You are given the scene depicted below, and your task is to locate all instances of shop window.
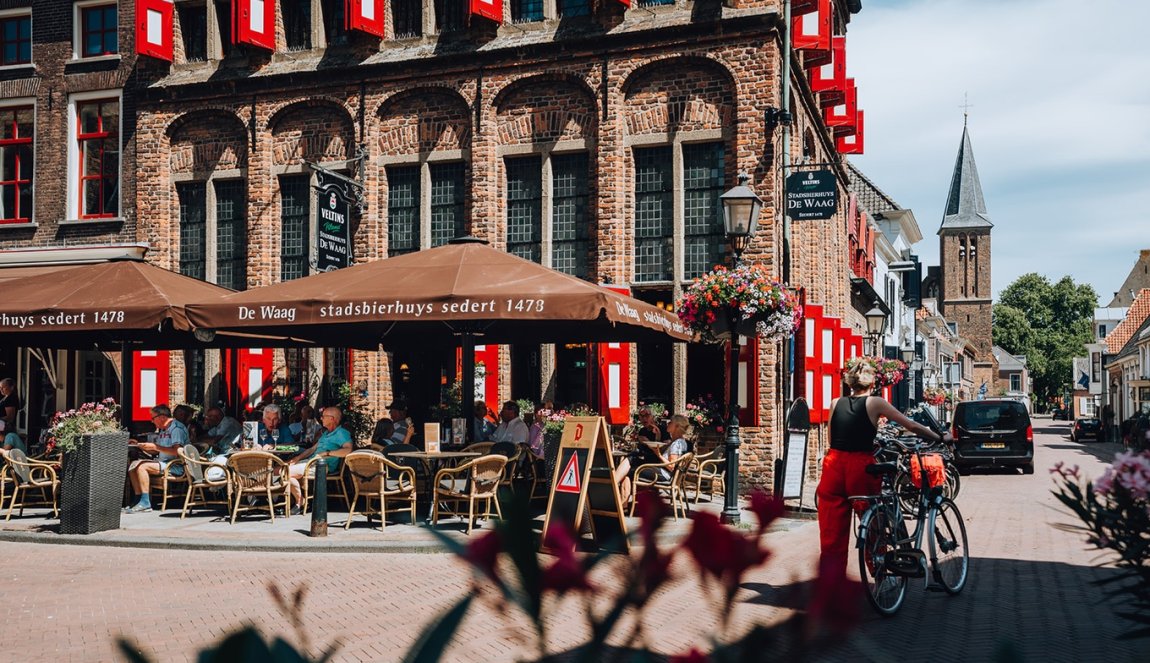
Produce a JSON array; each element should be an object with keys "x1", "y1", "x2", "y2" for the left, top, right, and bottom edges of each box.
[
  {"x1": 322, "y1": 0, "x2": 349, "y2": 46},
  {"x1": 633, "y1": 146, "x2": 673, "y2": 282},
  {"x1": 387, "y1": 165, "x2": 420, "y2": 257},
  {"x1": 551, "y1": 153, "x2": 590, "y2": 279},
  {"x1": 682, "y1": 142, "x2": 725, "y2": 279},
  {"x1": 285, "y1": 347, "x2": 309, "y2": 397},
  {"x1": 506, "y1": 155, "x2": 542, "y2": 263},
  {"x1": 280, "y1": 175, "x2": 311, "y2": 281},
  {"x1": 0, "y1": 11, "x2": 31, "y2": 66},
  {"x1": 392, "y1": 0, "x2": 422, "y2": 38},
  {"x1": 283, "y1": 0, "x2": 312, "y2": 51},
  {"x1": 557, "y1": 0, "x2": 589, "y2": 18},
  {"x1": 434, "y1": 0, "x2": 466, "y2": 32},
  {"x1": 76, "y1": 2, "x2": 118, "y2": 58},
  {"x1": 215, "y1": 179, "x2": 248, "y2": 291},
  {"x1": 430, "y1": 162, "x2": 465, "y2": 246},
  {"x1": 511, "y1": 0, "x2": 543, "y2": 23},
  {"x1": 76, "y1": 98, "x2": 120, "y2": 219},
  {"x1": 177, "y1": 181, "x2": 207, "y2": 279},
  {"x1": 79, "y1": 351, "x2": 117, "y2": 404},
  {"x1": 178, "y1": 3, "x2": 208, "y2": 62},
  {"x1": 0, "y1": 105, "x2": 33, "y2": 224}
]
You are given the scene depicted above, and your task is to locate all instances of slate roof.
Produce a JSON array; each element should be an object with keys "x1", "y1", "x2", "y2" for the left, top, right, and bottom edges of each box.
[
  {"x1": 1107, "y1": 250, "x2": 1150, "y2": 307},
  {"x1": 992, "y1": 345, "x2": 1027, "y2": 371},
  {"x1": 1105, "y1": 288, "x2": 1150, "y2": 354},
  {"x1": 938, "y1": 124, "x2": 993, "y2": 233}
]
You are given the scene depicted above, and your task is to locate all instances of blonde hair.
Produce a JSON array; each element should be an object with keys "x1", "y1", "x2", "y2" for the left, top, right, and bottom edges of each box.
[
  {"x1": 844, "y1": 362, "x2": 877, "y2": 390},
  {"x1": 668, "y1": 414, "x2": 690, "y2": 431}
]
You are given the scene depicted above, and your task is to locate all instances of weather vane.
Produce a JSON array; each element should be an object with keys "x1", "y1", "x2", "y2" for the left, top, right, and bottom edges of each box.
[{"x1": 960, "y1": 93, "x2": 973, "y2": 125}]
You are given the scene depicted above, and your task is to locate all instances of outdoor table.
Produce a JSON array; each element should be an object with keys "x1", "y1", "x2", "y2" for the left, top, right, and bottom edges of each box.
[{"x1": 390, "y1": 451, "x2": 481, "y2": 522}]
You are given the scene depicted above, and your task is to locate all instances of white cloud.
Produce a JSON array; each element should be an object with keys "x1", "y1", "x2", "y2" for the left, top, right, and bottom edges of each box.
[{"x1": 846, "y1": 0, "x2": 1150, "y2": 302}]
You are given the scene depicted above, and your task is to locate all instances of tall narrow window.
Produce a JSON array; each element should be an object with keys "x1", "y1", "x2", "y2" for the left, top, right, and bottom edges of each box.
[
  {"x1": 285, "y1": 348, "x2": 309, "y2": 397},
  {"x1": 434, "y1": 0, "x2": 466, "y2": 32},
  {"x1": 551, "y1": 153, "x2": 589, "y2": 279},
  {"x1": 430, "y1": 163, "x2": 465, "y2": 247},
  {"x1": 177, "y1": 182, "x2": 207, "y2": 279},
  {"x1": 392, "y1": 0, "x2": 422, "y2": 38},
  {"x1": 215, "y1": 179, "x2": 247, "y2": 291},
  {"x1": 185, "y1": 349, "x2": 206, "y2": 405},
  {"x1": 214, "y1": 0, "x2": 236, "y2": 58},
  {"x1": 178, "y1": 3, "x2": 208, "y2": 62},
  {"x1": 511, "y1": 0, "x2": 544, "y2": 22},
  {"x1": 280, "y1": 175, "x2": 310, "y2": 281},
  {"x1": 322, "y1": 0, "x2": 349, "y2": 46},
  {"x1": 79, "y1": 3, "x2": 118, "y2": 57},
  {"x1": 633, "y1": 146, "x2": 673, "y2": 282},
  {"x1": 387, "y1": 166, "x2": 420, "y2": 257},
  {"x1": 76, "y1": 99, "x2": 119, "y2": 219},
  {"x1": 557, "y1": 0, "x2": 590, "y2": 17},
  {"x1": 0, "y1": 13, "x2": 32, "y2": 66},
  {"x1": 283, "y1": 0, "x2": 313, "y2": 51},
  {"x1": 682, "y1": 142, "x2": 725, "y2": 279},
  {"x1": 506, "y1": 156, "x2": 542, "y2": 263},
  {"x1": 0, "y1": 105, "x2": 33, "y2": 224}
]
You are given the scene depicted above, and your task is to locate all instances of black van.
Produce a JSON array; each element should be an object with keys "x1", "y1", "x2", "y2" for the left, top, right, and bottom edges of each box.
[{"x1": 951, "y1": 399, "x2": 1034, "y2": 474}]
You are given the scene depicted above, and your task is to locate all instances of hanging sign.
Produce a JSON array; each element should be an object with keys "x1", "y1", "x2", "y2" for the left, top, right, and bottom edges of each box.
[
  {"x1": 542, "y1": 416, "x2": 629, "y2": 554},
  {"x1": 315, "y1": 171, "x2": 352, "y2": 272},
  {"x1": 786, "y1": 169, "x2": 838, "y2": 220}
]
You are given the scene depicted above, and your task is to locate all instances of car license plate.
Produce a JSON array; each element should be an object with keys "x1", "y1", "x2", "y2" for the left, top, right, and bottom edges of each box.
[{"x1": 982, "y1": 442, "x2": 1006, "y2": 449}]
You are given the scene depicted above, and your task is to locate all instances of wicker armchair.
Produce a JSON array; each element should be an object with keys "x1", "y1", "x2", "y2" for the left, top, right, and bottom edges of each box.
[
  {"x1": 490, "y1": 441, "x2": 522, "y2": 493},
  {"x1": 432, "y1": 454, "x2": 508, "y2": 534},
  {"x1": 177, "y1": 445, "x2": 231, "y2": 519},
  {"x1": 226, "y1": 451, "x2": 291, "y2": 523},
  {"x1": 2, "y1": 449, "x2": 59, "y2": 520},
  {"x1": 629, "y1": 452, "x2": 695, "y2": 520},
  {"x1": 462, "y1": 442, "x2": 495, "y2": 456},
  {"x1": 143, "y1": 456, "x2": 189, "y2": 512},
  {"x1": 344, "y1": 451, "x2": 417, "y2": 529},
  {"x1": 301, "y1": 454, "x2": 348, "y2": 514},
  {"x1": 687, "y1": 447, "x2": 726, "y2": 504}
]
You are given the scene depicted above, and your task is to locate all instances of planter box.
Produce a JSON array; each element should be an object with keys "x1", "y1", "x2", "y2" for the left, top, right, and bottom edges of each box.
[{"x1": 59, "y1": 431, "x2": 130, "y2": 535}]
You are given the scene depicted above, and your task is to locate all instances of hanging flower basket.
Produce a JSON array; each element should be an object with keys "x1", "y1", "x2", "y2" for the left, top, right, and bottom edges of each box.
[
  {"x1": 923, "y1": 387, "x2": 948, "y2": 407},
  {"x1": 675, "y1": 265, "x2": 801, "y2": 343},
  {"x1": 843, "y1": 356, "x2": 908, "y2": 389}
]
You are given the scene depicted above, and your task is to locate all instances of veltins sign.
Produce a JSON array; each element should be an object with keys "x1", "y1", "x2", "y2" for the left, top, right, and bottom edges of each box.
[
  {"x1": 785, "y1": 169, "x2": 838, "y2": 220},
  {"x1": 315, "y1": 171, "x2": 352, "y2": 272}
]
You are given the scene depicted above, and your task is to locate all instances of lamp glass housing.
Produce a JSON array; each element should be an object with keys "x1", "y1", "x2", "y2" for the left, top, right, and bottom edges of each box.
[
  {"x1": 720, "y1": 174, "x2": 763, "y2": 243},
  {"x1": 865, "y1": 305, "x2": 887, "y2": 338}
]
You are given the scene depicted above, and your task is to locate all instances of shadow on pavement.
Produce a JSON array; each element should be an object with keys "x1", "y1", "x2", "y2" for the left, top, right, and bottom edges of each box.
[{"x1": 1045, "y1": 443, "x2": 1122, "y2": 464}]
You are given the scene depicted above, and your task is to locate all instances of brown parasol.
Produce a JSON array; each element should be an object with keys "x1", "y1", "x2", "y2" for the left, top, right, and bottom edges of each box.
[{"x1": 185, "y1": 238, "x2": 692, "y2": 346}]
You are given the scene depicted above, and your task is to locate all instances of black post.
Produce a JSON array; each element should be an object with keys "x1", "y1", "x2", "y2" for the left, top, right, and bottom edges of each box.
[
  {"x1": 309, "y1": 458, "x2": 328, "y2": 537},
  {"x1": 722, "y1": 314, "x2": 742, "y2": 525},
  {"x1": 461, "y1": 333, "x2": 477, "y2": 445},
  {"x1": 119, "y1": 343, "x2": 133, "y2": 429}
]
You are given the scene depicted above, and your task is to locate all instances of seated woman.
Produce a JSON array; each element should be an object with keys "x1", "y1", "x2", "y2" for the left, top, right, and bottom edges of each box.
[
  {"x1": 368, "y1": 418, "x2": 394, "y2": 451},
  {"x1": 634, "y1": 407, "x2": 669, "y2": 443},
  {"x1": 615, "y1": 414, "x2": 691, "y2": 499}
]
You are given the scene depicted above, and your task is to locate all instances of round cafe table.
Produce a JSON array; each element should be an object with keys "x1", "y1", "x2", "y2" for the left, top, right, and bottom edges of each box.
[{"x1": 389, "y1": 451, "x2": 481, "y2": 522}]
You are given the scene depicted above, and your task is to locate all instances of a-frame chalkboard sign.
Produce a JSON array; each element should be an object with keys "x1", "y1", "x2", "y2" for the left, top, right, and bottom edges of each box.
[{"x1": 541, "y1": 416, "x2": 629, "y2": 554}]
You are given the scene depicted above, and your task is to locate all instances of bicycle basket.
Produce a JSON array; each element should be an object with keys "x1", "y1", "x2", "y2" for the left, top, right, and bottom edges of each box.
[{"x1": 909, "y1": 453, "x2": 946, "y2": 489}]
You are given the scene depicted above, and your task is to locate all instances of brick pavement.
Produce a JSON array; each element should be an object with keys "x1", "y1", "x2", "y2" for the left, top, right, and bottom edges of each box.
[{"x1": 0, "y1": 417, "x2": 1143, "y2": 662}]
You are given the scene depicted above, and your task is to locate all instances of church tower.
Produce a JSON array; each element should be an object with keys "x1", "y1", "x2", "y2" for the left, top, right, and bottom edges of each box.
[{"x1": 938, "y1": 121, "x2": 996, "y2": 390}]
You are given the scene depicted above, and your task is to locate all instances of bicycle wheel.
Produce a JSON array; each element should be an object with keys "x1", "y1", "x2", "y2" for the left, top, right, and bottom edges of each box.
[
  {"x1": 931, "y1": 497, "x2": 969, "y2": 594},
  {"x1": 857, "y1": 506, "x2": 908, "y2": 615},
  {"x1": 944, "y1": 463, "x2": 961, "y2": 500},
  {"x1": 893, "y1": 471, "x2": 918, "y2": 515}
]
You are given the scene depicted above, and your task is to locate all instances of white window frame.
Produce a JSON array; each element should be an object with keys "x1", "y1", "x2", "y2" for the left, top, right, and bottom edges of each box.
[
  {"x1": 66, "y1": 89, "x2": 123, "y2": 223},
  {"x1": 0, "y1": 96, "x2": 36, "y2": 225},
  {"x1": 72, "y1": 0, "x2": 121, "y2": 62},
  {"x1": 0, "y1": 8, "x2": 32, "y2": 70}
]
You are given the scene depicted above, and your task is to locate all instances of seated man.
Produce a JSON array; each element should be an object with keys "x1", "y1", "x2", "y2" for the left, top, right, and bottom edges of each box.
[
  {"x1": 492, "y1": 400, "x2": 529, "y2": 446},
  {"x1": 473, "y1": 400, "x2": 496, "y2": 441},
  {"x1": 369, "y1": 417, "x2": 395, "y2": 450},
  {"x1": 288, "y1": 406, "x2": 354, "y2": 512},
  {"x1": 200, "y1": 406, "x2": 243, "y2": 455},
  {"x1": 124, "y1": 404, "x2": 189, "y2": 513},
  {"x1": 387, "y1": 401, "x2": 415, "y2": 446},
  {"x1": 257, "y1": 404, "x2": 295, "y2": 448}
]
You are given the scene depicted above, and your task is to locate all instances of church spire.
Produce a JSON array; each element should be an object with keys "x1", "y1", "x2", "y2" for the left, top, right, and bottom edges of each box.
[{"x1": 938, "y1": 123, "x2": 993, "y2": 234}]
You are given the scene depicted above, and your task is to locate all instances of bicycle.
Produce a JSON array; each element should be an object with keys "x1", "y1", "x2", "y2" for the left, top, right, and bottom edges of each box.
[{"x1": 851, "y1": 435, "x2": 970, "y2": 615}]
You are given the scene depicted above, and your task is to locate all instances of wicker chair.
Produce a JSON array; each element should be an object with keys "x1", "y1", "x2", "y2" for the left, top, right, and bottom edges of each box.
[
  {"x1": 490, "y1": 441, "x2": 521, "y2": 493},
  {"x1": 462, "y1": 442, "x2": 495, "y2": 456},
  {"x1": 177, "y1": 445, "x2": 231, "y2": 519},
  {"x1": 629, "y1": 452, "x2": 695, "y2": 520},
  {"x1": 687, "y1": 447, "x2": 726, "y2": 504},
  {"x1": 142, "y1": 455, "x2": 189, "y2": 512},
  {"x1": 3, "y1": 449, "x2": 59, "y2": 520},
  {"x1": 431, "y1": 454, "x2": 508, "y2": 534},
  {"x1": 301, "y1": 454, "x2": 348, "y2": 514},
  {"x1": 343, "y1": 451, "x2": 417, "y2": 529},
  {"x1": 226, "y1": 451, "x2": 291, "y2": 523}
]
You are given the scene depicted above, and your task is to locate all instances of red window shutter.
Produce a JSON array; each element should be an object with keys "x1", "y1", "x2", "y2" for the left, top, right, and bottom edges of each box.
[
  {"x1": 469, "y1": 0, "x2": 502, "y2": 23},
  {"x1": 737, "y1": 337, "x2": 759, "y2": 427},
  {"x1": 810, "y1": 36, "x2": 845, "y2": 99},
  {"x1": 132, "y1": 351, "x2": 170, "y2": 422},
  {"x1": 136, "y1": 0, "x2": 174, "y2": 61},
  {"x1": 792, "y1": 0, "x2": 819, "y2": 16},
  {"x1": 347, "y1": 0, "x2": 385, "y2": 37},
  {"x1": 238, "y1": 349, "x2": 275, "y2": 410},
  {"x1": 834, "y1": 324, "x2": 850, "y2": 399},
  {"x1": 823, "y1": 80, "x2": 857, "y2": 127},
  {"x1": 234, "y1": 0, "x2": 276, "y2": 50},
  {"x1": 806, "y1": 306, "x2": 824, "y2": 423},
  {"x1": 598, "y1": 285, "x2": 632, "y2": 425},
  {"x1": 820, "y1": 317, "x2": 838, "y2": 422},
  {"x1": 837, "y1": 110, "x2": 865, "y2": 154},
  {"x1": 474, "y1": 345, "x2": 501, "y2": 409},
  {"x1": 793, "y1": 0, "x2": 832, "y2": 54}
]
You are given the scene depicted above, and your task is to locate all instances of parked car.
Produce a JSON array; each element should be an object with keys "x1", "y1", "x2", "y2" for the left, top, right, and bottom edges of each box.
[
  {"x1": 951, "y1": 399, "x2": 1034, "y2": 475},
  {"x1": 1071, "y1": 418, "x2": 1101, "y2": 442}
]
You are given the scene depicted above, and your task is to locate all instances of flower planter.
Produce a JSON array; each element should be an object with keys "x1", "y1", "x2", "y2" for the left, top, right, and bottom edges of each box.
[
  {"x1": 708, "y1": 314, "x2": 759, "y2": 341},
  {"x1": 59, "y1": 431, "x2": 130, "y2": 535}
]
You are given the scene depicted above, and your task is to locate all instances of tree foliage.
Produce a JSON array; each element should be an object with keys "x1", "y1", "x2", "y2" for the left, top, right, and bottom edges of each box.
[{"x1": 993, "y1": 273, "x2": 1097, "y2": 403}]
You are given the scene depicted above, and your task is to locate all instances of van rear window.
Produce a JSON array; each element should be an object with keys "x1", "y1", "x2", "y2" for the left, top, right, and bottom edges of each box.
[{"x1": 957, "y1": 403, "x2": 1028, "y2": 430}]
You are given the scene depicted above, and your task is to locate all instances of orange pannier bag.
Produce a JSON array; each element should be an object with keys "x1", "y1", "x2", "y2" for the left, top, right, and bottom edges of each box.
[{"x1": 909, "y1": 453, "x2": 946, "y2": 488}]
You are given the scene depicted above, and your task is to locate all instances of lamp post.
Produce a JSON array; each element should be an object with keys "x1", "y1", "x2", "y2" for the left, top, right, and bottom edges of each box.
[
  {"x1": 718, "y1": 173, "x2": 762, "y2": 525},
  {"x1": 864, "y1": 302, "x2": 888, "y2": 356},
  {"x1": 901, "y1": 345, "x2": 917, "y2": 409}
]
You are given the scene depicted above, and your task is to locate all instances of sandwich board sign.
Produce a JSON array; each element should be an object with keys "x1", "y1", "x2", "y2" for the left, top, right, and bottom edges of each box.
[{"x1": 541, "y1": 416, "x2": 629, "y2": 554}]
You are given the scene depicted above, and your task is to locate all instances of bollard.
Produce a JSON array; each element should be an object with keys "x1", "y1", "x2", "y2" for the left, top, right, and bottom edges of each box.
[{"x1": 310, "y1": 456, "x2": 328, "y2": 537}]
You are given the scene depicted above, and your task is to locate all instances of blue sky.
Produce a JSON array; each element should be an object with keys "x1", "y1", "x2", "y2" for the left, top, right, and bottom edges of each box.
[{"x1": 845, "y1": 0, "x2": 1150, "y2": 305}]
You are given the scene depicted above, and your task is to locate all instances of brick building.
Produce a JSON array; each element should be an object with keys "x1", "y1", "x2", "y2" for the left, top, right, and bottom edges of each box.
[{"x1": 2, "y1": 0, "x2": 868, "y2": 490}]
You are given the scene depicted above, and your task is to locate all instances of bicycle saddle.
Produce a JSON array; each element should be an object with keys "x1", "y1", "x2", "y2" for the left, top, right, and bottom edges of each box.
[{"x1": 866, "y1": 462, "x2": 898, "y2": 476}]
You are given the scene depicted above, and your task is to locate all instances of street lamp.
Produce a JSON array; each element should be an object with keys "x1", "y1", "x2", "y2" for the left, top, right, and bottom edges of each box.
[
  {"x1": 864, "y1": 302, "x2": 887, "y2": 355},
  {"x1": 719, "y1": 173, "x2": 762, "y2": 525},
  {"x1": 900, "y1": 346, "x2": 916, "y2": 364}
]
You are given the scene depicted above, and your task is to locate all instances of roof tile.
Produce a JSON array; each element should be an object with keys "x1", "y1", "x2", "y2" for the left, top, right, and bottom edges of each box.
[{"x1": 1105, "y1": 288, "x2": 1150, "y2": 354}]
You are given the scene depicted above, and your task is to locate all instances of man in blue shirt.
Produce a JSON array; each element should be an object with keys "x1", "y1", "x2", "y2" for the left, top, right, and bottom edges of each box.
[
  {"x1": 257, "y1": 404, "x2": 295, "y2": 449},
  {"x1": 125, "y1": 404, "x2": 189, "y2": 512},
  {"x1": 288, "y1": 406, "x2": 353, "y2": 512}
]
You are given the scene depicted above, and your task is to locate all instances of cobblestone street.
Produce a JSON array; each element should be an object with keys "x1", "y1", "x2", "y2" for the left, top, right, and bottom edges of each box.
[{"x1": 0, "y1": 418, "x2": 1142, "y2": 662}]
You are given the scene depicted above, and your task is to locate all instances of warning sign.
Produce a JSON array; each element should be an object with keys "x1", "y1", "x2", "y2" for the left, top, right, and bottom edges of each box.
[{"x1": 556, "y1": 454, "x2": 581, "y2": 493}]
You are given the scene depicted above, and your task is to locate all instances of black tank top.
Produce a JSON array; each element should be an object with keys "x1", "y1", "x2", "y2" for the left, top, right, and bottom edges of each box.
[{"x1": 830, "y1": 395, "x2": 877, "y2": 452}]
